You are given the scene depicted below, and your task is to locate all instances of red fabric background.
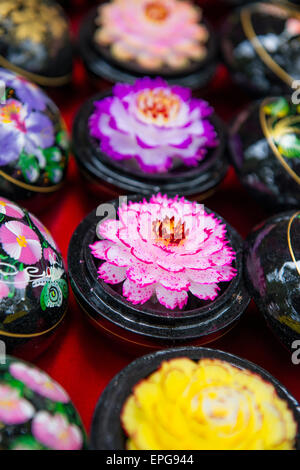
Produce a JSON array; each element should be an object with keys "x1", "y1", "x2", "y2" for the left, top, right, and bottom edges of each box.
[{"x1": 29, "y1": 0, "x2": 300, "y2": 434}]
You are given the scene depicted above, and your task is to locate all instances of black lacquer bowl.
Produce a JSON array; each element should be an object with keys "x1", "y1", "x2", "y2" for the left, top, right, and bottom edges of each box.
[
  {"x1": 72, "y1": 92, "x2": 228, "y2": 201},
  {"x1": 78, "y1": 5, "x2": 218, "y2": 90},
  {"x1": 244, "y1": 210, "x2": 300, "y2": 352},
  {"x1": 0, "y1": 198, "x2": 69, "y2": 360},
  {"x1": 90, "y1": 346, "x2": 300, "y2": 450},
  {"x1": 229, "y1": 96, "x2": 300, "y2": 211},
  {"x1": 222, "y1": 2, "x2": 300, "y2": 96},
  {"x1": 0, "y1": 0, "x2": 72, "y2": 87},
  {"x1": 68, "y1": 195, "x2": 250, "y2": 355}
]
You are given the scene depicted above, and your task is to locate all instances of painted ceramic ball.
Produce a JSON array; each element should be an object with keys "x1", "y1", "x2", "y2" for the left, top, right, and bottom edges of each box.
[
  {"x1": 222, "y1": 2, "x2": 300, "y2": 96},
  {"x1": 229, "y1": 96, "x2": 300, "y2": 211},
  {"x1": 0, "y1": 68, "x2": 69, "y2": 209},
  {"x1": 0, "y1": 0, "x2": 72, "y2": 87},
  {"x1": 244, "y1": 210, "x2": 300, "y2": 352},
  {"x1": 79, "y1": 0, "x2": 218, "y2": 89},
  {"x1": 0, "y1": 198, "x2": 68, "y2": 359},
  {"x1": 0, "y1": 356, "x2": 87, "y2": 450}
]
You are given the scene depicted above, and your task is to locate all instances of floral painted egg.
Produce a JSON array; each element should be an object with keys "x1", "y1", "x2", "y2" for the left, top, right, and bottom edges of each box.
[
  {"x1": 222, "y1": 2, "x2": 300, "y2": 96},
  {"x1": 0, "y1": 356, "x2": 87, "y2": 450},
  {"x1": 79, "y1": 0, "x2": 218, "y2": 89},
  {"x1": 244, "y1": 210, "x2": 300, "y2": 352},
  {"x1": 0, "y1": 0, "x2": 72, "y2": 87},
  {"x1": 0, "y1": 198, "x2": 68, "y2": 359},
  {"x1": 73, "y1": 77, "x2": 228, "y2": 200},
  {"x1": 229, "y1": 96, "x2": 300, "y2": 210},
  {"x1": 0, "y1": 68, "x2": 69, "y2": 208},
  {"x1": 91, "y1": 347, "x2": 300, "y2": 450},
  {"x1": 68, "y1": 194, "x2": 250, "y2": 353}
]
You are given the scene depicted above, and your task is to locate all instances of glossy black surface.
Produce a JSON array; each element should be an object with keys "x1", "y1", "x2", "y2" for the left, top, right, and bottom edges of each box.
[
  {"x1": 222, "y1": 2, "x2": 300, "y2": 96},
  {"x1": 91, "y1": 346, "x2": 300, "y2": 450},
  {"x1": 78, "y1": 6, "x2": 218, "y2": 89},
  {"x1": 244, "y1": 210, "x2": 300, "y2": 352},
  {"x1": 68, "y1": 196, "x2": 250, "y2": 353},
  {"x1": 0, "y1": 0, "x2": 72, "y2": 86},
  {"x1": 72, "y1": 92, "x2": 229, "y2": 200},
  {"x1": 229, "y1": 97, "x2": 300, "y2": 210}
]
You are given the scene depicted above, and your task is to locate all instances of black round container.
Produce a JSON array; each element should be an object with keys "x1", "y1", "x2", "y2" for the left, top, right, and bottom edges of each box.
[
  {"x1": 222, "y1": 2, "x2": 300, "y2": 96},
  {"x1": 0, "y1": 198, "x2": 69, "y2": 360},
  {"x1": 78, "y1": 4, "x2": 218, "y2": 89},
  {"x1": 90, "y1": 346, "x2": 300, "y2": 450},
  {"x1": 0, "y1": 0, "x2": 72, "y2": 87},
  {"x1": 229, "y1": 96, "x2": 300, "y2": 211},
  {"x1": 72, "y1": 92, "x2": 228, "y2": 201},
  {"x1": 244, "y1": 210, "x2": 300, "y2": 352},
  {"x1": 68, "y1": 195, "x2": 250, "y2": 354}
]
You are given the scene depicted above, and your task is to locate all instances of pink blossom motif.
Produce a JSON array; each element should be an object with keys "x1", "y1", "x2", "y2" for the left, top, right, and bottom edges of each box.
[
  {"x1": 89, "y1": 77, "x2": 218, "y2": 173},
  {"x1": 44, "y1": 247, "x2": 57, "y2": 263},
  {"x1": 0, "y1": 384, "x2": 34, "y2": 425},
  {"x1": 32, "y1": 412, "x2": 83, "y2": 450},
  {"x1": 0, "y1": 198, "x2": 24, "y2": 219},
  {"x1": 90, "y1": 194, "x2": 237, "y2": 310},
  {"x1": 0, "y1": 280, "x2": 9, "y2": 299},
  {"x1": 94, "y1": 0, "x2": 209, "y2": 70},
  {"x1": 13, "y1": 270, "x2": 30, "y2": 290},
  {"x1": 30, "y1": 214, "x2": 57, "y2": 249},
  {"x1": 9, "y1": 362, "x2": 70, "y2": 403},
  {"x1": 286, "y1": 18, "x2": 300, "y2": 36},
  {"x1": 0, "y1": 220, "x2": 42, "y2": 265}
]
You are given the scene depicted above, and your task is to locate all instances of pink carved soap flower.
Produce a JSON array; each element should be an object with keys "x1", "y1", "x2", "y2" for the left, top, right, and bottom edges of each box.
[
  {"x1": 95, "y1": 0, "x2": 208, "y2": 70},
  {"x1": 89, "y1": 78, "x2": 218, "y2": 173},
  {"x1": 89, "y1": 194, "x2": 236, "y2": 310},
  {"x1": 0, "y1": 220, "x2": 42, "y2": 265},
  {"x1": 0, "y1": 384, "x2": 34, "y2": 425},
  {"x1": 9, "y1": 362, "x2": 70, "y2": 403},
  {"x1": 32, "y1": 412, "x2": 83, "y2": 450}
]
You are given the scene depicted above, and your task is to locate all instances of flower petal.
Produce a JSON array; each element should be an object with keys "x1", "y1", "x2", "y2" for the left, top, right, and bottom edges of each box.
[
  {"x1": 89, "y1": 240, "x2": 113, "y2": 260},
  {"x1": 189, "y1": 282, "x2": 219, "y2": 300},
  {"x1": 123, "y1": 279, "x2": 154, "y2": 305},
  {"x1": 126, "y1": 263, "x2": 157, "y2": 287},
  {"x1": 156, "y1": 284, "x2": 188, "y2": 310},
  {"x1": 97, "y1": 262, "x2": 127, "y2": 284}
]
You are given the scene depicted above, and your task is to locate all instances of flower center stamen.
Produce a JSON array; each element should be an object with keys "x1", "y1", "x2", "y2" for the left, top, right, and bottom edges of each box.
[
  {"x1": 16, "y1": 235, "x2": 27, "y2": 248},
  {"x1": 136, "y1": 89, "x2": 180, "y2": 125},
  {"x1": 0, "y1": 101, "x2": 26, "y2": 132},
  {"x1": 153, "y1": 216, "x2": 188, "y2": 246},
  {"x1": 145, "y1": 1, "x2": 169, "y2": 22}
]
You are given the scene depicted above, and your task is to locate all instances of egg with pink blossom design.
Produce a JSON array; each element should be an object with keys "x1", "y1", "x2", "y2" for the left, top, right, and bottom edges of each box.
[
  {"x1": 0, "y1": 197, "x2": 68, "y2": 359},
  {"x1": 0, "y1": 357, "x2": 87, "y2": 450}
]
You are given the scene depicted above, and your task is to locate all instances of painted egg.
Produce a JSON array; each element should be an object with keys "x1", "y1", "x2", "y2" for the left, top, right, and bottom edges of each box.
[
  {"x1": 78, "y1": 0, "x2": 218, "y2": 89},
  {"x1": 229, "y1": 96, "x2": 300, "y2": 211},
  {"x1": 0, "y1": 198, "x2": 68, "y2": 359},
  {"x1": 0, "y1": 0, "x2": 72, "y2": 87},
  {"x1": 0, "y1": 68, "x2": 69, "y2": 208},
  {"x1": 244, "y1": 211, "x2": 300, "y2": 352},
  {"x1": 222, "y1": 2, "x2": 300, "y2": 96},
  {"x1": 0, "y1": 356, "x2": 87, "y2": 450}
]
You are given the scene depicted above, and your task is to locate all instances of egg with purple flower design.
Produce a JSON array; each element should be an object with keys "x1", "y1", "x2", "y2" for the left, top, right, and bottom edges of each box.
[
  {"x1": 0, "y1": 68, "x2": 69, "y2": 208},
  {"x1": 0, "y1": 356, "x2": 87, "y2": 450},
  {"x1": 0, "y1": 197, "x2": 69, "y2": 359}
]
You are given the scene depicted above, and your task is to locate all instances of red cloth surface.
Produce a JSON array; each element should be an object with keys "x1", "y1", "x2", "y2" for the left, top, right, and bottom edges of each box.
[{"x1": 29, "y1": 1, "x2": 300, "y2": 434}]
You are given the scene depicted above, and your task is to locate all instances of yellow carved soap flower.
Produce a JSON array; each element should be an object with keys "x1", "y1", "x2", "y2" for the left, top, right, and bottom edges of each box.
[{"x1": 121, "y1": 358, "x2": 297, "y2": 450}]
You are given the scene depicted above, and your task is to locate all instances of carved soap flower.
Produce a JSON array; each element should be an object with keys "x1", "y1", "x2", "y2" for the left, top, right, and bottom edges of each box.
[
  {"x1": 89, "y1": 194, "x2": 236, "y2": 310},
  {"x1": 94, "y1": 0, "x2": 208, "y2": 70},
  {"x1": 121, "y1": 358, "x2": 298, "y2": 450},
  {"x1": 89, "y1": 78, "x2": 218, "y2": 173}
]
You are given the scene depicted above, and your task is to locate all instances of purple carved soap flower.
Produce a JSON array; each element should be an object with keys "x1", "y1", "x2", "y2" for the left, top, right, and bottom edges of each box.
[
  {"x1": 89, "y1": 77, "x2": 218, "y2": 173},
  {"x1": 89, "y1": 194, "x2": 236, "y2": 310}
]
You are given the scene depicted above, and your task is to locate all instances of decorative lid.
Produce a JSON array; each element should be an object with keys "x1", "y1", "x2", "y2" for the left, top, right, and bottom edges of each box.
[
  {"x1": 0, "y1": 0, "x2": 72, "y2": 86},
  {"x1": 0, "y1": 68, "x2": 69, "y2": 193},
  {"x1": 0, "y1": 197, "x2": 68, "y2": 339}
]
